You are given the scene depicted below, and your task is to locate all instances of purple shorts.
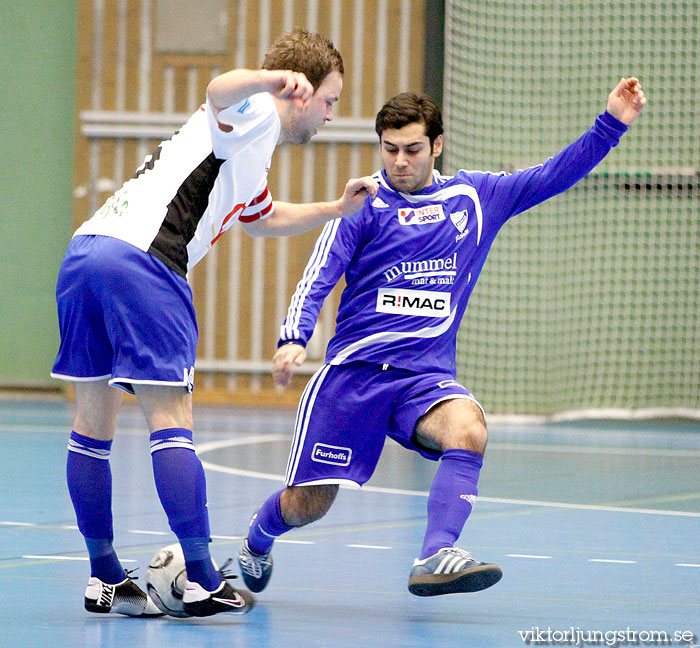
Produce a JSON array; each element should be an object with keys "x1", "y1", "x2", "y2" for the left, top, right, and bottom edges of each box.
[
  {"x1": 51, "y1": 235, "x2": 198, "y2": 394},
  {"x1": 284, "y1": 361, "x2": 483, "y2": 488}
]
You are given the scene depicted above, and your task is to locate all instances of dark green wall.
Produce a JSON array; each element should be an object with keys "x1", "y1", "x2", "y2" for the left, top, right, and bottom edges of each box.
[{"x1": 0, "y1": 4, "x2": 77, "y2": 386}]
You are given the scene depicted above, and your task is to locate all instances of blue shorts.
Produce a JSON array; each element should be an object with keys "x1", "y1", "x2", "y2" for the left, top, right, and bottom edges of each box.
[
  {"x1": 51, "y1": 235, "x2": 198, "y2": 394},
  {"x1": 284, "y1": 361, "x2": 483, "y2": 488}
]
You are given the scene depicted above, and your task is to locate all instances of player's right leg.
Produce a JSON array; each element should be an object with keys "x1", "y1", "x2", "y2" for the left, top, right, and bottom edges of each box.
[
  {"x1": 135, "y1": 385, "x2": 255, "y2": 617},
  {"x1": 240, "y1": 484, "x2": 338, "y2": 592},
  {"x1": 238, "y1": 362, "x2": 392, "y2": 593}
]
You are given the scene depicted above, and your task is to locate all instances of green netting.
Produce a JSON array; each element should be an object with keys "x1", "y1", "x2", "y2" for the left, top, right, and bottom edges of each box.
[{"x1": 444, "y1": 0, "x2": 699, "y2": 416}]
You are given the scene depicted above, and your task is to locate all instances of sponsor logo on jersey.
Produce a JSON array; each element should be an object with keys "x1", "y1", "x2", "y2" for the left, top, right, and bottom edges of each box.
[
  {"x1": 398, "y1": 204, "x2": 446, "y2": 226},
  {"x1": 376, "y1": 288, "x2": 450, "y2": 317},
  {"x1": 93, "y1": 189, "x2": 129, "y2": 220},
  {"x1": 382, "y1": 253, "x2": 457, "y2": 286},
  {"x1": 311, "y1": 443, "x2": 352, "y2": 466},
  {"x1": 437, "y1": 379, "x2": 460, "y2": 389}
]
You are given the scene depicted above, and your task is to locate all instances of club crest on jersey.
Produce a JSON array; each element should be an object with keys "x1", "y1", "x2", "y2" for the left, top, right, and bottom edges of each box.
[
  {"x1": 397, "y1": 204, "x2": 446, "y2": 226},
  {"x1": 450, "y1": 209, "x2": 468, "y2": 232},
  {"x1": 450, "y1": 209, "x2": 470, "y2": 242},
  {"x1": 377, "y1": 288, "x2": 450, "y2": 317}
]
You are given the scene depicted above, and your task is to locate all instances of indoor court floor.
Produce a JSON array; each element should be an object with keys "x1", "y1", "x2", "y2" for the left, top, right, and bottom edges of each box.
[{"x1": 1, "y1": 397, "x2": 698, "y2": 648}]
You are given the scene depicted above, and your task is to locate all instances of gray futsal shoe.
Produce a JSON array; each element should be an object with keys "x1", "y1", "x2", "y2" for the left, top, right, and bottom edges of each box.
[
  {"x1": 408, "y1": 547, "x2": 502, "y2": 597},
  {"x1": 238, "y1": 538, "x2": 274, "y2": 593},
  {"x1": 85, "y1": 571, "x2": 164, "y2": 616}
]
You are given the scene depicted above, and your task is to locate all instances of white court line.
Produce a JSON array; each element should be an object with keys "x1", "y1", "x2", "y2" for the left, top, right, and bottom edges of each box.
[
  {"x1": 487, "y1": 442, "x2": 700, "y2": 458},
  {"x1": 196, "y1": 436, "x2": 700, "y2": 519},
  {"x1": 506, "y1": 554, "x2": 552, "y2": 559},
  {"x1": 347, "y1": 544, "x2": 391, "y2": 550},
  {"x1": 589, "y1": 559, "x2": 637, "y2": 564},
  {"x1": 128, "y1": 529, "x2": 169, "y2": 536},
  {"x1": 1, "y1": 521, "x2": 37, "y2": 527},
  {"x1": 22, "y1": 555, "x2": 137, "y2": 562},
  {"x1": 277, "y1": 539, "x2": 315, "y2": 545},
  {"x1": 676, "y1": 563, "x2": 700, "y2": 568}
]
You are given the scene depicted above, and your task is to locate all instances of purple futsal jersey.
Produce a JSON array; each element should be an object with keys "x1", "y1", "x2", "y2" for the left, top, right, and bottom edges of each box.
[
  {"x1": 281, "y1": 112, "x2": 627, "y2": 486},
  {"x1": 282, "y1": 112, "x2": 627, "y2": 373}
]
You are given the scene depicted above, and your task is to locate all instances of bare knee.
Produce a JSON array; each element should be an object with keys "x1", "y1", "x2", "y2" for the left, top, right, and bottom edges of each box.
[
  {"x1": 414, "y1": 399, "x2": 488, "y2": 455},
  {"x1": 133, "y1": 384, "x2": 193, "y2": 433},
  {"x1": 72, "y1": 381, "x2": 122, "y2": 440},
  {"x1": 280, "y1": 484, "x2": 339, "y2": 527}
]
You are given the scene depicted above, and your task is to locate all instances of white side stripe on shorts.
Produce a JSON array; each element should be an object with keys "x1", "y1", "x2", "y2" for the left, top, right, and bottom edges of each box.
[{"x1": 284, "y1": 364, "x2": 332, "y2": 485}]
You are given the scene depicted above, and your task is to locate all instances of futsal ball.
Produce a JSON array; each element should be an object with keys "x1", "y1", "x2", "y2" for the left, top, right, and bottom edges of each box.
[{"x1": 146, "y1": 543, "x2": 190, "y2": 617}]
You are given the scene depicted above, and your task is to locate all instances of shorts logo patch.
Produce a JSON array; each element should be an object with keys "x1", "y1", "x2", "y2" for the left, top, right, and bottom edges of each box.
[
  {"x1": 398, "y1": 204, "x2": 445, "y2": 226},
  {"x1": 438, "y1": 379, "x2": 460, "y2": 389},
  {"x1": 311, "y1": 443, "x2": 352, "y2": 466}
]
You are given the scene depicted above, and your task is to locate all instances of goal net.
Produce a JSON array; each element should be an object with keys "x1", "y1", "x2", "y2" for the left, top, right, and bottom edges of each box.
[{"x1": 444, "y1": 0, "x2": 699, "y2": 418}]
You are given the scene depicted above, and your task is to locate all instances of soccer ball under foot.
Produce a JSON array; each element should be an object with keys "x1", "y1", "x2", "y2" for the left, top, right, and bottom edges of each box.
[{"x1": 146, "y1": 543, "x2": 189, "y2": 617}]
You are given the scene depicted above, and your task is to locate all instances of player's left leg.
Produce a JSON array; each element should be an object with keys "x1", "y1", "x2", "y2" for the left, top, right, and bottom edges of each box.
[
  {"x1": 69, "y1": 380, "x2": 163, "y2": 616},
  {"x1": 69, "y1": 380, "x2": 125, "y2": 587},
  {"x1": 406, "y1": 397, "x2": 502, "y2": 596},
  {"x1": 413, "y1": 398, "x2": 487, "y2": 557},
  {"x1": 135, "y1": 384, "x2": 254, "y2": 616}
]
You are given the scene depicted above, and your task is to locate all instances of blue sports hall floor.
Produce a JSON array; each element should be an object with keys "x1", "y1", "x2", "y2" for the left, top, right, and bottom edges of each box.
[{"x1": 1, "y1": 397, "x2": 698, "y2": 648}]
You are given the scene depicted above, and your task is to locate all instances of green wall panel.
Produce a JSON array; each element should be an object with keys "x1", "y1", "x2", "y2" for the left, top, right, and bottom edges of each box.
[{"x1": 0, "y1": 3, "x2": 77, "y2": 386}]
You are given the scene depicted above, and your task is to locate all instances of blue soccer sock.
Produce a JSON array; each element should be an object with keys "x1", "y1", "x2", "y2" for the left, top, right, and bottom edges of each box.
[
  {"x1": 419, "y1": 448, "x2": 483, "y2": 560},
  {"x1": 150, "y1": 428, "x2": 220, "y2": 591},
  {"x1": 67, "y1": 431, "x2": 124, "y2": 584},
  {"x1": 247, "y1": 489, "x2": 294, "y2": 555}
]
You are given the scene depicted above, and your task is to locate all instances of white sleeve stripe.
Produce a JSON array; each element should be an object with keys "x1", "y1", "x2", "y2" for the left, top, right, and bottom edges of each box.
[
  {"x1": 281, "y1": 219, "x2": 342, "y2": 341},
  {"x1": 281, "y1": 219, "x2": 339, "y2": 340}
]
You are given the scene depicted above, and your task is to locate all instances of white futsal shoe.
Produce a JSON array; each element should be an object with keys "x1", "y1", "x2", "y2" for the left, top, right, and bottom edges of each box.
[{"x1": 85, "y1": 571, "x2": 164, "y2": 616}]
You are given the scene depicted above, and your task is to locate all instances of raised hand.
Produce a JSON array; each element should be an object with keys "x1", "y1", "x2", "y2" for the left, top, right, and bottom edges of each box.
[
  {"x1": 268, "y1": 70, "x2": 314, "y2": 103},
  {"x1": 607, "y1": 77, "x2": 647, "y2": 125}
]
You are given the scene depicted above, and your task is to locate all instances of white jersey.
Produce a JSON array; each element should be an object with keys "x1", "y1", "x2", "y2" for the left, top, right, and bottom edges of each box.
[{"x1": 75, "y1": 92, "x2": 280, "y2": 277}]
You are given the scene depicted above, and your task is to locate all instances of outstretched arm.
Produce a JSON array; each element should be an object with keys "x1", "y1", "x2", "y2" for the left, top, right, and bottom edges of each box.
[
  {"x1": 242, "y1": 176, "x2": 378, "y2": 237},
  {"x1": 606, "y1": 77, "x2": 647, "y2": 125},
  {"x1": 479, "y1": 76, "x2": 646, "y2": 224}
]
